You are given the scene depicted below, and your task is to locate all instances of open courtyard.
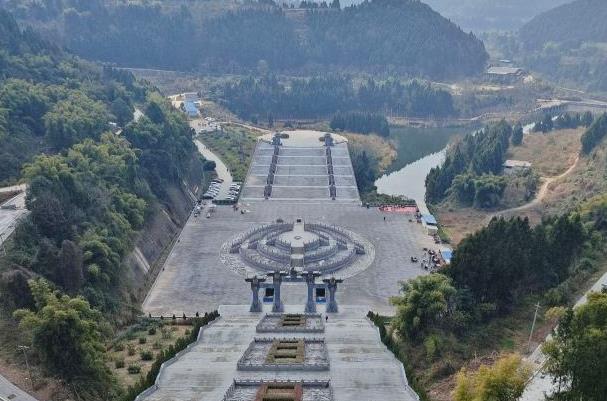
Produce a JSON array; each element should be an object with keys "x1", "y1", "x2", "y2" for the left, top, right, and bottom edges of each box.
[{"x1": 139, "y1": 130, "x2": 436, "y2": 401}]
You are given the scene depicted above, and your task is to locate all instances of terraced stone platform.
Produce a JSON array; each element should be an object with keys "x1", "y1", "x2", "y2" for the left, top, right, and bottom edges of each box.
[
  {"x1": 240, "y1": 131, "x2": 359, "y2": 203},
  {"x1": 136, "y1": 306, "x2": 419, "y2": 401}
]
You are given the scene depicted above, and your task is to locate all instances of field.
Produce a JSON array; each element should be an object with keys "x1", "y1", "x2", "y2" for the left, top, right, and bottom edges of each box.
[
  {"x1": 344, "y1": 132, "x2": 396, "y2": 172},
  {"x1": 507, "y1": 128, "x2": 583, "y2": 176},
  {"x1": 434, "y1": 128, "x2": 583, "y2": 244},
  {"x1": 197, "y1": 124, "x2": 262, "y2": 182},
  {"x1": 108, "y1": 320, "x2": 192, "y2": 388}
]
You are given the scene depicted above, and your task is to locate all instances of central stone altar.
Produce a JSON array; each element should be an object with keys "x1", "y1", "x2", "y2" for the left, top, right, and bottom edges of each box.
[{"x1": 221, "y1": 219, "x2": 375, "y2": 279}]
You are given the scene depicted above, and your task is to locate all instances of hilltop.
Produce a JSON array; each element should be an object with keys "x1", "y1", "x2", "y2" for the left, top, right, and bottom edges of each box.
[
  {"x1": 1, "y1": 0, "x2": 488, "y2": 79},
  {"x1": 520, "y1": 0, "x2": 607, "y2": 50}
]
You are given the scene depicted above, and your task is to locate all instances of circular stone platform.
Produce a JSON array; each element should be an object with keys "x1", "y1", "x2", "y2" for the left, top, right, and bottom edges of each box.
[{"x1": 220, "y1": 219, "x2": 375, "y2": 279}]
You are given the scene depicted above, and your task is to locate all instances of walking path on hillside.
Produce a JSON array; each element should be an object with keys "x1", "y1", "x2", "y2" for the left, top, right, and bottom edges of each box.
[{"x1": 484, "y1": 156, "x2": 579, "y2": 223}]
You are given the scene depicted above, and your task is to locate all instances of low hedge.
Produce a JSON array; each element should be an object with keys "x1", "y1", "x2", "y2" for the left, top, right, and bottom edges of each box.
[{"x1": 121, "y1": 311, "x2": 220, "y2": 401}]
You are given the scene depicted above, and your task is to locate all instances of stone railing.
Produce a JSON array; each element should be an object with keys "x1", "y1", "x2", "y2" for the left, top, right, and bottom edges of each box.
[
  {"x1": 222, "y1": 380, "x2": 332, "y2": 401},
  {"x1": 306, "y1": 247, "x2": 356, "y2": 273},
  {"x1": 304, "y1": 241, "x2": 338, "y2": 263},
  {"x1": 303, "y1": 237, "x2": 321, "y2": 252},
  {"x1": 240, "y1": 249, "x2": 286, "y2": 271},
  {"x1": 256, "y1": 313, "x2": 324, "y2": 333},
  {"x1": 236, "y1": 337, "x2": 329, "y2": 372},
  {"x1": 230, "y1": 223, "x2": 294, "y2": 251},
  {"x1": 257, "y1": 241, "x2": 291, "y2": 263}
]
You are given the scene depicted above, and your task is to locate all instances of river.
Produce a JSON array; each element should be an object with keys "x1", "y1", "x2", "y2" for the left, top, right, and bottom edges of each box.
[{"x1": 374, "y1": 126, "x2": 467, "y2": 214}]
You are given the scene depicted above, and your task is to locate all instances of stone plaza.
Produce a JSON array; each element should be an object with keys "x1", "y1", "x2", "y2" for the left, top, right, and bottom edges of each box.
[{"x1": 139, "y1": 130, "x2": 436, "y2": 400}]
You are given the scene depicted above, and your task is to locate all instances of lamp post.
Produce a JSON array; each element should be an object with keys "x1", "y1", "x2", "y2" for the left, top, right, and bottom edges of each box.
[{"x1": 17, "y1": 345, "x2": 34, "y2": 390}]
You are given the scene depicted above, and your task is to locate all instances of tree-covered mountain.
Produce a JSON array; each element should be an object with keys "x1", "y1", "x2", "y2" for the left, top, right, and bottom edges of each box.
[
  {"x1": 338, "y1": 0, "x2": 570, "y2": 32},
  {"x1": 519, "y1": 0, "x2": 607, "y2": 51},
  {"x1": 0, "y1": 8, "x2": 206, "y2": 395},
  {"x1": 1, "y1": 0, "x2": 488, "y2": 79},
  {"x1": 516, "y1": 0, "x2": 607, "y2": 92}
]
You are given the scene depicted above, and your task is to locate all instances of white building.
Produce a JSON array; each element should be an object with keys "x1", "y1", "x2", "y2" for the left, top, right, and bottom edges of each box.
[{"x1": 503, "y1": 160, "x2": 532, "y2": 175}]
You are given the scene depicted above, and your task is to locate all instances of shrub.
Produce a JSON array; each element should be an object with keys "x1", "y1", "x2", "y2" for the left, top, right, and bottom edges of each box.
[
  {"x1": 127, "y1": 344, "x2": 136, "y2": 356},
  {"x1": 127, "y1": 365, "x2": 141, "y2": 374},
  {"x1": 140, "y1": 351, "x2": 154, "y2": 361},
  {"x1": 161, "y1": 327, "x2": 172, "y2": 340},
  {"x1": 152, "y1": 341, "x2": 162, "y2": 350},
  {"x1": 115, "y1": 359, "x2": 125, "y2": 369},
  {"x1": 121, "y1": 311, "x2": 220, "y2": 401},
  {"x1": 138, "y1": 337, "x2": 147, "y2": 344},
  {"x1": 114, "y1": 343, "x2": 125, "y2": 352},
  {"x1": 147, "y1": 327, "x2": 156, "y2": 336}
]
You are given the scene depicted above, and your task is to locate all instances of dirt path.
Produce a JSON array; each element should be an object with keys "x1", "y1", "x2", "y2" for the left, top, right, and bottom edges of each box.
[{"x1": 484, "y1": 156, "x2": 580, "y2": 223}]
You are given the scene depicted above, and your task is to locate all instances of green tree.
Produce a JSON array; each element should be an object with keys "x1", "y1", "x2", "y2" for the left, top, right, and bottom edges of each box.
[
  {"x1": 542, "y1": 292, "x2": 607, "y2": 401},
  {"x1": 581, "y1": 113, "x2": 607, "y2": 154},
  {"x1": 391, "y1": 274, "x2": 456, "y2": 339},
  {"x1": 13, "y1": 279, "x2": 115, "y2": 396},
  {"x1": 511, "y1": 123, "x2": 523, "y2": 146},
  {"x1": 453, "y1": 354, "x2": 531, "y2": 401},
  {"x1": 110, "y1": 97, "x2": 133, "y2": 127},
  {"x1": 44, "y1": 92, "x2": 110, "y2": 149}
]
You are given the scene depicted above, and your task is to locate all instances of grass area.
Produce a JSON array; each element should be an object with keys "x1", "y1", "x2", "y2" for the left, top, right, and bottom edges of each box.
[
  {"x1": 197, "y1": 124, "x2": 261, "y2": 182},
  {"x1": 507, "y1": 128, "x2": 583, "y2": 177},
  {"x1": 0, "y1": 190, "x2": 21, "y2": 204},
  {"x1": 543, "y1": 135, "x2": 607, "y2": 216},
  {"x1": 343, "y1": 132, "x2": 396, "y2": 173},
  {"x1": 108, "y1": 319, "x2": 192, "y2": 388}
]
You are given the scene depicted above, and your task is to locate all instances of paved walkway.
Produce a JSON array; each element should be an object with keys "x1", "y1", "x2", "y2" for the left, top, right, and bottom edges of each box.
[
  {"x1": 193, "y1": 138, "x2": 234, "y2": 201},
  {"x1": 0, "y1": 190, "x2": 28, "y2": 247},
  {"x1": 0, "y1": 374, "x2": 38, "y2": 401},
  {"x1": 138, "y1": 305, "x2": 418, "y2": 401}
]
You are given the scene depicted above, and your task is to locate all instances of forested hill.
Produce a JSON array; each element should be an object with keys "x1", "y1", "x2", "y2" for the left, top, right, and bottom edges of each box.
[
  {"x1": 0, "y1": 7, "x2": 201, "y2": 316},
  {"x1": 2, "y1": 0, "x2": 488, "y2": 79},
  {"x1": 519, "y1": 0, "x2": 607, "y2": 50}
]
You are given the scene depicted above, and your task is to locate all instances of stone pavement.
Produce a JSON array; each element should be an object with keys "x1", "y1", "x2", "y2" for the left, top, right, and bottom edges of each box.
[
  {"x1": 0, "y1": 191, "x2": 28, "y2": 247},
  {"x1": 143, "y1": 130, "x2": 437, "y2": 316},
  {"x1": 240, "y1": 131, "x2": 359, "y2": 203},
  {"x1": 0, "y1": 374, "x2": 38, "y2": 401},
  {"x1": 142, "y1": 202, "x2": 436, "y2": 316},
  {"x1": 137, "y1": 305, "x2": 419, "y2": 401}
]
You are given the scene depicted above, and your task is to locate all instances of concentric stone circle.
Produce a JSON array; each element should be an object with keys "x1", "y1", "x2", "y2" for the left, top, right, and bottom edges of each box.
[{"x1": 220, "y1": 220, "x2": 375, "y2": 279}]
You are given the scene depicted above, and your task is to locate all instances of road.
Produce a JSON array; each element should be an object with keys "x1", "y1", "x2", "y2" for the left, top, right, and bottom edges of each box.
[
  {"x1": 190, "y1": 118, "x2": 236, "y2": 201},
  {"x1": 0, "y1": 190, "x2": 28, "y2": 248},
  {"x1": 0, "y1": 374, "x2": 38, "y2": 401},
  {"x1": 521, "y1": 270, "x2": 607, "y2": 401}
]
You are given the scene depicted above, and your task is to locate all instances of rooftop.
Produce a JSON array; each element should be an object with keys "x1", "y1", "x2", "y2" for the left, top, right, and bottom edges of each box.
[
  {"x1": 487, "y1": 66, "x2": 523, "y2": 76},
  {"x1": 504, "y1": 159, "x2": 532, "y2": 169}
]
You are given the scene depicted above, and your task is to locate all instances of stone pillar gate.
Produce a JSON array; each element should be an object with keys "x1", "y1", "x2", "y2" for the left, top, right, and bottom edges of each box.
[{"x1": 246, "y1": 275, "x2": 266, "y2": 312}]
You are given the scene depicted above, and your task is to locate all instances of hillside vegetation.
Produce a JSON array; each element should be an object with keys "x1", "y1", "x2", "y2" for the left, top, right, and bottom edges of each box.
[
  {"x1": 516, "y1": 0, "x2": 607, "y2": 91},
  {"x1": 2, "y1": 0, "x2": 488, "y2": 79},
  {"x1": 520, "y1": 0, "x2": 607, "y2": 50},
  {"x1": 0, "y1": 9, "x2": 204, "y2": 399}
]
